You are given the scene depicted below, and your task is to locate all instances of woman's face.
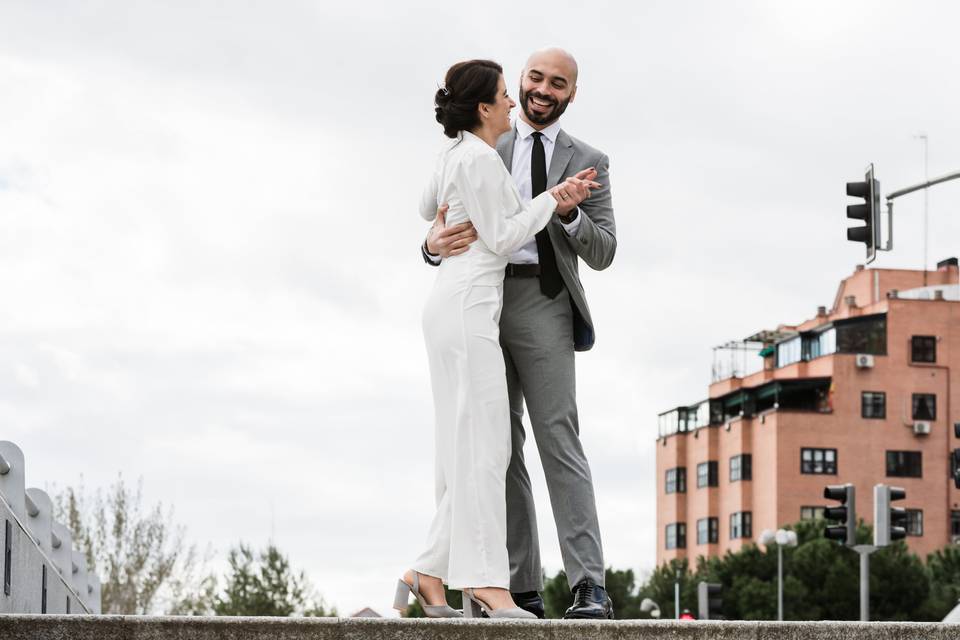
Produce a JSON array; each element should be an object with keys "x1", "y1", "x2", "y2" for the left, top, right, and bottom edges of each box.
[{"x1": 484, "y1": 74, "x2": 516, "y2": 137}]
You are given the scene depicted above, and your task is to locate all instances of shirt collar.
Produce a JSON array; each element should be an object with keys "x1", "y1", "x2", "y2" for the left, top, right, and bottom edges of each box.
[{"x1": 516, "y1": 117, "x2": 562, "y2": 144}]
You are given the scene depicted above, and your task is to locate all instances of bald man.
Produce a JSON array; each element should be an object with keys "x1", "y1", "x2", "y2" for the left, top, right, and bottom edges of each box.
[{"x1": 423, "y1": 48, "x2": 616, "y2": 619}]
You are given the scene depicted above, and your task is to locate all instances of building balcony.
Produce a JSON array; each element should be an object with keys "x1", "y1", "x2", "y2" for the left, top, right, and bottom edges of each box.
[
  {"x1": 658, "y1": 378, "x2": 833, "y2": 439},
  {"x1": 708, "y1": 314, "x2": 887, "y2": 387}
]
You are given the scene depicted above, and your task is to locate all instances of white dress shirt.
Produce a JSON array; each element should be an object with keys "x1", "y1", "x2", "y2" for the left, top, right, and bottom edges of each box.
[{"x1": 508, "y1": 117, "x2": 581, "y2": 264}]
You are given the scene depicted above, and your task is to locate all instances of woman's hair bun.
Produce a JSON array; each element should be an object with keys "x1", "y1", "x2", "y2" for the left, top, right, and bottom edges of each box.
[
  {"x1": 433, "y1": 60, "x2": 503, "y2": 139},
  {"x1": 434, "y1": 87, "x2": 452, "y2": 126}
]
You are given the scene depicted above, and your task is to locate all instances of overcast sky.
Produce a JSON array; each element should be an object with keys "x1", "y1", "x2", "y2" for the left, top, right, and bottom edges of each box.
[{"x1": 2, "y1": 0, "x2": 960, "y2": 616}]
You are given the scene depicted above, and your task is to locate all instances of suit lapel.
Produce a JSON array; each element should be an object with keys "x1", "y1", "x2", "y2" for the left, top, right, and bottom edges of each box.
[
  {"x1": 497, "y1": 127, "x2": 516, "y2": 171},
  {"x1": 547, "y1": 129, "x2": 574, "y2": 187}
]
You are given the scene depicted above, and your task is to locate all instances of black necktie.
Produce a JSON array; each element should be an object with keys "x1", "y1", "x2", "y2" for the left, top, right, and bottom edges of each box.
[{"x1": 531, "y1": 132, "x2": 563, "y2": 298}]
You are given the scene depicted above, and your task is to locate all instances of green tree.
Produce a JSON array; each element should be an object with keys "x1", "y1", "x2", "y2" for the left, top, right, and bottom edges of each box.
[
  {"x1": 698, "y1": 542, "x2": 779, "y2": 620},
  {"x1": 645, "y1": 519, "x2": 938, "y2": 621},
  {"x1": 213, "y1": 543, "x2": 335, "y2": 617},
  {"x1": 920, "y1": 546, "x2": 960, "y2": 620},
  {"x1": 542, "y1": 570, "x2": 572, "y2": 618},
  {"x1": 54, "y1": 476, "x2": 211, "y2": 615},
  {"x1": 870, "y1": 538, "x2": 929, "y2": 620},
  {"x1": 604, "y1": 568, "x2": 644, "y2": 618},
  {"x1": 637, "y1": 558, "x2": 697, "y2": 619}
]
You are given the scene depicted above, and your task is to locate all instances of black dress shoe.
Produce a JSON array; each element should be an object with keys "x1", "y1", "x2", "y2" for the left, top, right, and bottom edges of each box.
[
  {"x1": 511, "y1": 591, "x2": 545, "y2": 619},
  {"x1": 563, "y1": 580, "x2": 614, "y2": 619}
]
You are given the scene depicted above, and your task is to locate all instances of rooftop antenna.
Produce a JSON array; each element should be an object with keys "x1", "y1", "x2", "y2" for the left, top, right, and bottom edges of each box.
[{"x1": 915, "y1": 133, "x2": 929, "y2": 285}]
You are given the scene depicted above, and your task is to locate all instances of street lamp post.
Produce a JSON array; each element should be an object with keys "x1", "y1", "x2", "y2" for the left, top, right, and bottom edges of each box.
[
  {"x1": 759, "y1": 528, "x2": 798, "y2": 621},
  {"x1": 674, "y1": 569, "x2": 680, "y2": 620}
]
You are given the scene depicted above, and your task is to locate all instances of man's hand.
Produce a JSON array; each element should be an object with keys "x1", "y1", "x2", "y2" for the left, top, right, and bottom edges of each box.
[
  {"x1": 426, "y1": 204, "x2": 478, "y2": 258},
  {"x1": 551, "y1": 168, "x2": 600, "y2": 216}
]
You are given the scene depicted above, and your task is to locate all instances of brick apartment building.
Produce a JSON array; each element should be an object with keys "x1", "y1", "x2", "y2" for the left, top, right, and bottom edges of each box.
[{"x1": 656, "y1": 258, "x2": 960, "y2": 565}]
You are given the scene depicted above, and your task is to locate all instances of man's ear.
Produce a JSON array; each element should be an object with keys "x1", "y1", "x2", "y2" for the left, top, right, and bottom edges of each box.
[{"x1": 569, "y1": 85, "x2": 578, "y2": 104}]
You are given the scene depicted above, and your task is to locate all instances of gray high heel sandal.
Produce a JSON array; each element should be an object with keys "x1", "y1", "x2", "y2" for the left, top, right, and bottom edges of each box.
[
  {"x1": 462, "y1": 588, "x2": 537, "y2": 619},
  {"x1": 393, "y1": 572, "x2": 462, "y2": 618}
]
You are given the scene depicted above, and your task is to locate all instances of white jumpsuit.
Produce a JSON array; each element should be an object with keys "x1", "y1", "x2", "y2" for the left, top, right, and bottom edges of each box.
[{"x1": 413, "y1": 131, "x2": 557, "y2": 590}]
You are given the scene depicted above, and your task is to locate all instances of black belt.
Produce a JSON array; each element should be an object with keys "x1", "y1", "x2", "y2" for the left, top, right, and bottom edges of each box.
[{"x1": 505, "y1": 263, "x2": 541, "y2": 278}]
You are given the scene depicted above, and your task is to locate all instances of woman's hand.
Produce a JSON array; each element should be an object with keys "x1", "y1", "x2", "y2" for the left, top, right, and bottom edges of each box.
[{"x1": 550, "y1": 168, "x2": 601, "y2": 216}]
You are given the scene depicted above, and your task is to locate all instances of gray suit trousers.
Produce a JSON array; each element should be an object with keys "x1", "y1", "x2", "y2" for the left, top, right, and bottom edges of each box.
[{"x1": 500, "y1": 276, "x2": 605, "y2": 592}]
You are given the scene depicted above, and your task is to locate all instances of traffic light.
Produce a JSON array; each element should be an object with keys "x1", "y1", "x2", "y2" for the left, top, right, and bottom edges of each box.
[
  {"x1": 697, "y1": 581, "x2": 723, "y2": 620},
  {"x1": 824, "y1": 483, "x2": 856, "y2": 546},
  {"x1": 874, "y1": 484, "x2": 907, "y2": 547},
  {"x1": 846, "y1": 164, "x2": 881, "y2": 263}
]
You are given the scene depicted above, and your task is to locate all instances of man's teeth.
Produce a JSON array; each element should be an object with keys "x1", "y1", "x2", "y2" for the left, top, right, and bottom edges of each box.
[{"x1": 530, "y1": 97, "x2": 552, "y2": 107}]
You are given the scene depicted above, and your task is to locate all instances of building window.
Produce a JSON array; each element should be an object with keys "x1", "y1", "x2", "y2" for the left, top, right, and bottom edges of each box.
[
  {"x1": 911, "y1": 336, "x2": 936, "y2": 363},
  {"x1": 697, "y1": 461, "x2": 718, "y2": 488},
  {"x1": 665, "y1": 467, "x2": 686, "y2": 494},
  {"x1": 835, "y1": 314, "x2": 887, "y2": 355},
  {"x1": 886, "y1": 451, "x2": 922, "y2": 478},
  {"x1": 801, "y1": 506, "x2": 825, "y2": 521},
  {"x1": 777, "y1": 330, "x2": 839, "y2": 368},
  {"x1": 912, "y1": 394, "x2": 937, "y2": 421},
  {"x1": 776, "y1": 336, "x2": 802, "y2": 368},
  {"x1": 730, "y1": 512, "x2": 752, "y2": 540},
  {"x1": 906, "y1": 509, "x2": 923, "y2": 536},
  {"x1": 730, "y1": 454, "x2": 752, "y2": 482},
  {"x1": 697, "y1": 517, "x2": 719, "y2": 544},
  {"x1": 861, "y1": 391, "x2": 886, "y2": 419},
  {"x1": 801, "y1": 448, "x2": 837, "y2": 475},
  {"x1": 951, "y1": 511, "x2": 960, "y2": 537},
  {"x1": 666, "y1": 523, "x2": 686, "y2": 549}
]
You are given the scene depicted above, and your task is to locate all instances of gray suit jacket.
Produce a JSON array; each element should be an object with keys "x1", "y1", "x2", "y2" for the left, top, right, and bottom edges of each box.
[
  {"x1": 496, "y1": 126, "x2": 616, "y2": 351},
  {"x1": 423, "y1": 126, "x2": 617, "y2": 351}
]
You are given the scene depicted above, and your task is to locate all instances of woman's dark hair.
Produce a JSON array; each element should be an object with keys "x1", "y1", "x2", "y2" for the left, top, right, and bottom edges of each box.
[{"x1": 434, "y1": 59, "x2": 503, "y2": 138}]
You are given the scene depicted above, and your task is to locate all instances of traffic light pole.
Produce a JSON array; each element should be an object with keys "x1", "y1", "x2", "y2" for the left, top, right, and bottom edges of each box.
[
  {"x1": 884, "y1": 169, "x2": 960, "y2": 254},
  {"x1": 853, "y1": 544, "x2": 877, "y2": 622},
  {"x1": 886, "y1": 169, "x2": 960, "y2": 201}
]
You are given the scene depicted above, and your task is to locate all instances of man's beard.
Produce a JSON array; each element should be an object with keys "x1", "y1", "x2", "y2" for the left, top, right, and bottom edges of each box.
[{"x1": 519, "y1": 87, "x2": 570, "y2": 125}]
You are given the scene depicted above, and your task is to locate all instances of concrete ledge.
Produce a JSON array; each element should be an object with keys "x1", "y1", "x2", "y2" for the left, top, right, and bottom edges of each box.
[{"x1": 0, "y1": 615, "x2": 957, "y2": 640}]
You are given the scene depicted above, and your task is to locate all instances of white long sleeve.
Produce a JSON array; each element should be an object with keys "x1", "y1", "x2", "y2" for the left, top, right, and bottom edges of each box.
[
  {"x1": 419, "y1": 168, "x2": 440, "y2": 222},
  {"x1": 455, "y1": 149, "x2": 557, "y2": 257}
]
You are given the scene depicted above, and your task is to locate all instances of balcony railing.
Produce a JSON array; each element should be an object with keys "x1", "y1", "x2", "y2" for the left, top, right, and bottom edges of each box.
[
  {"x1": 657, "y1": 378, "x2": 833, "y2": 438},
  {"x1": 711, "y1": 340, "x2": 767, "y2": 383},
  {"x1": 658, "y1": 401, "x2": 711, "y2": 438}
]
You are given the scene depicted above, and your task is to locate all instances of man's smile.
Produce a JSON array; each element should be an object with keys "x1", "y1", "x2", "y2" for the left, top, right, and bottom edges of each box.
[{"x1": 528, "y1": 95, "x2": 555, "y2": 113}]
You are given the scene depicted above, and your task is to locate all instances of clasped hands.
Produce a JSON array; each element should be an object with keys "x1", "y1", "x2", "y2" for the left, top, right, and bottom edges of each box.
[{"x1": 426, "y1": 168, "x2": 599, "y2": 258}]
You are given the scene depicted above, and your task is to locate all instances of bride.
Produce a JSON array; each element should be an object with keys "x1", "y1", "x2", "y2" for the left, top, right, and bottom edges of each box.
[{"x1": 394, "y1": 59, "x2": 598, "y2": 619}]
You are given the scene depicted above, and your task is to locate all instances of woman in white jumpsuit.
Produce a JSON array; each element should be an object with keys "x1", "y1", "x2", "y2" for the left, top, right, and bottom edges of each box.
[{"x1": 393, "y1": 59, "x2": 598, "y2": 619}]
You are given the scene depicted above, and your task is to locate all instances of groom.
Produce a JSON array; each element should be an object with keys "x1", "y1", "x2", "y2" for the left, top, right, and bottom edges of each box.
[{"x1": 422, "y1": 48, "x2": 617, "y2": 619}]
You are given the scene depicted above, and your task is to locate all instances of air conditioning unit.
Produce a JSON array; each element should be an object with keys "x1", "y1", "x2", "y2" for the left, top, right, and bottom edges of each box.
[
  {"x1": 855, "y1": 354, "x2": 875, "y2": 368},
  {"x1": 953, "y1": 535, "x2": 960, "y2": 545},
  {"x1": 913, "y1": 421, "x2": 932, "y2": 435}
]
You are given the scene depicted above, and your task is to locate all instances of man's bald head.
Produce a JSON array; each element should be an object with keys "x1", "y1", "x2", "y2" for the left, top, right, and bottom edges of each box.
[
  {"x1": 518, "y1": 47, "x2": 579, "y2": 128},
  {"x1": 524, "y1": 47, "x2": 578, "y2": 84}
]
